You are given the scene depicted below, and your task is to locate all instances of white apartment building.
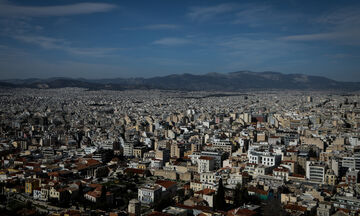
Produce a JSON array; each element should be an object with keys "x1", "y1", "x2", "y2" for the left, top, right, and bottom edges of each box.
[
  {"x1": 200, "y1": 172, "x2": 220, "y2": 184},
  {"x1": 248, "y1": 151, "x2": 281, "y2": 167},
  {"x1": 306, "y1": 161, "x2": 326, "y2": 183},
  {"x1": 198, "y1": 156, "x2": 215, "y2": 173}
]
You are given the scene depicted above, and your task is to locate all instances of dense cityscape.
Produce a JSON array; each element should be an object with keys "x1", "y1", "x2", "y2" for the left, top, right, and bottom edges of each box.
[{"x1": 0, "y1": 88, "x2": 359, "y2": 216}]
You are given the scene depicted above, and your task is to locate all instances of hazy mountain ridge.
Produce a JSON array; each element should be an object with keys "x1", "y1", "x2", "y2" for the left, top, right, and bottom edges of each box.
[{"x1": 1, "y1": 71, "x2": 359, "y2": 91}]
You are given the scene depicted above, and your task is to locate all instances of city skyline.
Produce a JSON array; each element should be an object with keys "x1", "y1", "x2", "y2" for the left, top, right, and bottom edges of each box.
[{"x1": 1, "y1": 0, "x2": 360, "y2": 81}]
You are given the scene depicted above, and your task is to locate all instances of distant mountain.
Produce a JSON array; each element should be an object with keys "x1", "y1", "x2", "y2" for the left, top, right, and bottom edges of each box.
[
  {"x1": 2, "y1": 77, "x2": 149, "y2": 91},
  {"x1": 1, "y1": 71, "x2": 360, "y2": 91},
  {"x1": 0, "y1": 81, "x2": 16, "y2": 88}
]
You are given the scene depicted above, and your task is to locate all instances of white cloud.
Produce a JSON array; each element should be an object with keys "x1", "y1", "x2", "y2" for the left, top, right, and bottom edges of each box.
[
  {"x1": 281, "y1": 7, "x2": 360, "y2": 46},
  {"x1": 13, "y1": 35, "x2": 118, "y2": 57},
  {"x1": 317, "y1": 7, "x2": 360, "y2": 26},
  {"x1": 121, "y1": 24, "x2": 180, "y2": 30},
  {"x1": 281, "y1": 28, "x2": 360, "y2": 46},
  {"x1": 281, "y1": 33, "x2": 341, "y2": 41},
  {"x1": 187, "y1": 3, "x2": 239, "y2": 21},
  {"x1": 152, "y1": 37, "x2": 191, "y2": 46},
  {"x1": 233, "y1": 5, "x2": 303, "y2": 27},
  {"x1": 144, "y1": 24, "x2": 179, "y2": 30},
  {"x1": 187, "y1": 3, "x2": 302, "y2": 26},
  {"x1": 0, "y1": 2, "x2": 117, "y2": 17}
]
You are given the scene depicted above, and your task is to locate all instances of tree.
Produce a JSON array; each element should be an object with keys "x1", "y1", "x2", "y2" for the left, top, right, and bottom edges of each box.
[
  {"x1": 100, "y1": 186, "x2": 107, "y2": 202},
  {"x1": 96, "y1": 186, "x2": 108, "y2": 210},
  {"x1": 233, "y1": 183, "x2": 249, "y2": 207},
  {"x1": 215, "y1": 178, "x2": 226, "y2": 210},
  {"x1": 25, "y1": 200, "x2": 32, "y2": 209},
  {"x1": 154, "y1": 197, "x2": 174, "y2": 211},
  {"x1": 262, "y1": 198, "x2": 288, "y2": 216},
  {"x1": 308, "y1": 148, "x2": 317, "y2": 158},
  {"x1": 77, "y1": 182, "x2": 84, "y2": 202}
]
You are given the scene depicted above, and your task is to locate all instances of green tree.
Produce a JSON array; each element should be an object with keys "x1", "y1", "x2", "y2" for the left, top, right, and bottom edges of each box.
[
  {"x1": 233, "y1": 183, "x2": 249, "y2": 207},
  {"x1": 77, "y1": 182, "x2": 84, "y2": 202},
  {"x1": 263, "y1": 198, "x2": 288, "y2": 216},
  {"x1": 25, "y1": 200, "x2": 32, "y2": 209},
  {"x1": 96, "y1": 186, "x2": 108, "y2": 210},
  {"x1": 100, "y1": 186, "x2": 107, "y2": 202},
  {"x1": 154, "y1": 197, "x2": 174, "y2": 211},
  {"x1": 215, "y1": 178, "x2": 226, "y2": 210}
]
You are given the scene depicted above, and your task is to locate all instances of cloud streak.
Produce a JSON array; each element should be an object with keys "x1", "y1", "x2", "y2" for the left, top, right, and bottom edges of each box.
[
  {"x1": 233, "y1": 5, "x2": 303, "y2": 27},
  {"x1": 281, "y1": 7, "x2": 360, "y2": 45},
  {"x1": 121, "y1": 24, "x2": 180, "y2": 30},
  {"x1": 187, "y1": 3, "x2": 239, "y2": 21},
  {"x1": 187, "y1": 3, "x2": 303, "y2": 27},
  {"x1": 0, "y1": 2, "x2": 117, "y2": 17},
  {"x1": 281, "y1": 33, "x2": 341, "y2": 41},
  {"x1": 13, "y1": 35, "x2": 118, "y2": 57},
  {"x1": 152, "y1": 37, "x2": 191, "y2": 46}
]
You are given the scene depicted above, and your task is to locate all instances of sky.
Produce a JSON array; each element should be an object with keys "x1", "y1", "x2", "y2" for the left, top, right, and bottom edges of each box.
[{"x1": 0, "y1": 0, "x2": 360, "y2": 81}]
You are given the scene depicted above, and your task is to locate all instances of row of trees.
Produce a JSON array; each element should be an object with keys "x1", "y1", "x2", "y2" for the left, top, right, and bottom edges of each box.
[
  {"x1": 214, "y1": 179, "x2": 288, "y2": 215},
  {"x1": 214, "y1": 179, "x2": 257, "y2": 211}
]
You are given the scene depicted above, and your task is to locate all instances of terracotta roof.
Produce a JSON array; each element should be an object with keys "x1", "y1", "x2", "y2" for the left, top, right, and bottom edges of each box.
[
  {"x1": 87, "y1": 190, "x2": 101, "y2": 198},
  {"x1": 282, "y1": 160, "x2": 295, "y2": 163},
  {"x1": 248, "y1": 186, "x2": 268, "y2": 196},
  {"x1": 48, "y1": 172, "x2": 59, "y2": 177},
  {"x1": 337, "y1": 208, "x2": 351, "y2": 213},
  {"x1": 286, "y1": 149, "x2": 298, "y2": 153},
  {"x1": 155, "y1": 180, "x2": 177, "y2": 189},
  {"x1": 175, "y1": 204, "x2": 213, "y2": 213},
  {"x1": 291, "y1": 174, "x2": 305, "y2": 178},
  {"x1": 195, "y1": 188, "x2": 216, "y2": 196},
  {"x1": 284, "y1": 204, "x2": 307, "y2": 212},
  {"x1": 89, "y1": 183, "x2": 102, "y2": 189},
  {"x1": 63, "y1": 210, "x2": 81, "y2": 216},
  {"x1": 86, "y1": 159, "x2": 101, "y2": 166},
  {"x1": 147, "y1": 211, "x2": 172, "y2": 216},
  {"x1": 227, "y1": 208, "x2": 257, "y2": 216},
  {"x1": 274, "y1": 167, "x2": 289, "y2": 172},
  {"x1": 124, "y1": 168, "x2": 146, "y2": 174}
]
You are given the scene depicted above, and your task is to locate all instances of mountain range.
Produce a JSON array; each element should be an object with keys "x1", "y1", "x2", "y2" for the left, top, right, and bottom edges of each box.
[{"x1": 1, "y1": 71, "x2": 360, "y2": 91}]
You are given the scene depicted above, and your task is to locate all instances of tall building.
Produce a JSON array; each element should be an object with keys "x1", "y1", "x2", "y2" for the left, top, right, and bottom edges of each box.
[
  {"x1": 198, "y1": 156, "x2": 215, "y2": 173},
  {"x1": 342, "y1": 154, "x2": 360, "y2": 170},
  {"x1": 191, "y1": 143, "x2": 201, "y2": 153},
  {"x1": 307, "y1": 96, "x2": 313, "y2": 103},
  {"x1": 123, "y1": 142, "x2": 134, "y2": 157},
  {"x1": 155, "y1": 148, "x2": 170, "y2": 164},
  {"x1": 170, "y1": 143, "x2": 185, "y2": 158}
]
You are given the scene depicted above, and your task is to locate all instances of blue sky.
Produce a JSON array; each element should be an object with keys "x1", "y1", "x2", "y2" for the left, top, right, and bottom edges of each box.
[{"x1": 0, "y1": 0, "x2": 360, "y2": 81}]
